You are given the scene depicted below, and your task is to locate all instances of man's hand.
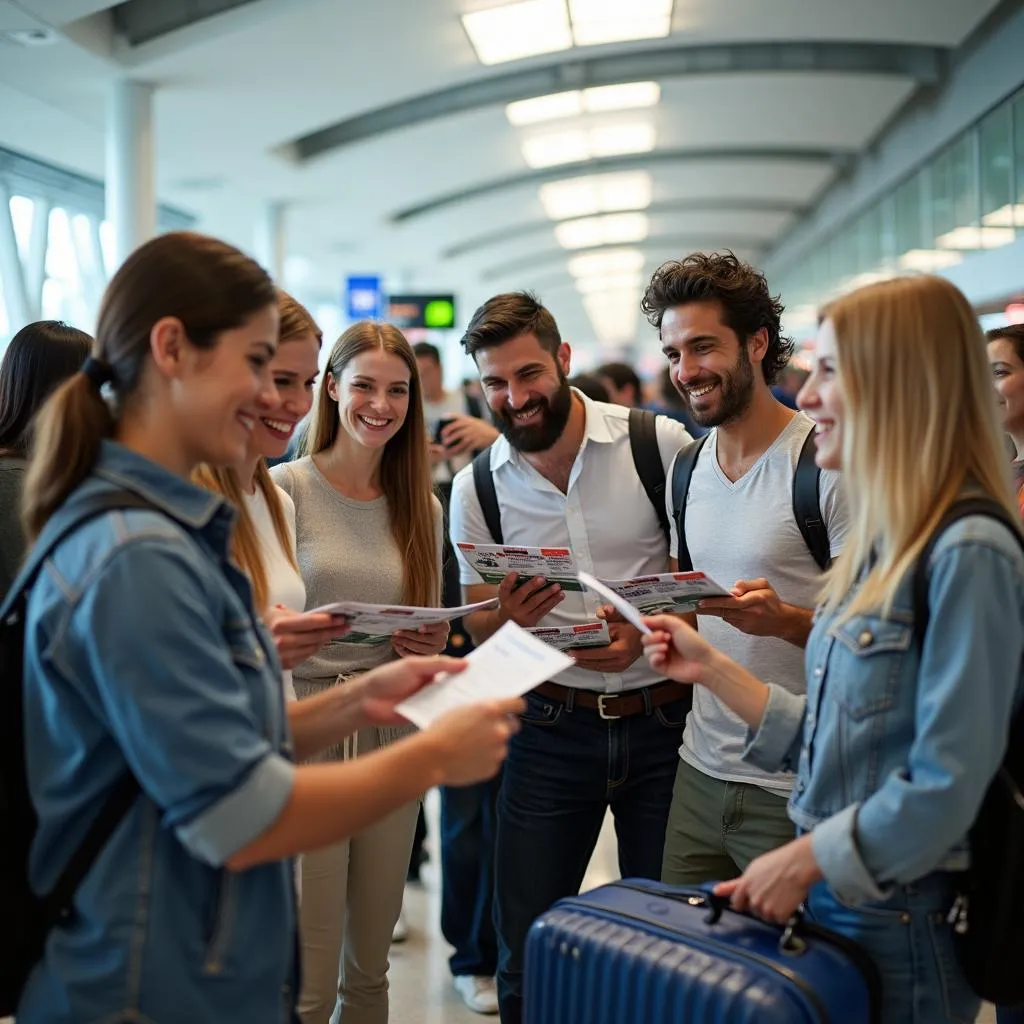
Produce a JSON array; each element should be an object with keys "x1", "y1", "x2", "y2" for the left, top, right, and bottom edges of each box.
[
  {"x1": 497, "y1": 573, "x2": 565, "y2": 628},
  {"x1": 572, "y1": 623, "x2": 644, "y2": 674},
  {"x1": 392, "y1": 620, "x2": 450, "y2": 658},
  {"x1": 698, "y1": 578, "x2": 813, "y2": 647},
  {"x1": 439, "y1": 415, "x2": 500, "y2": 456},
  {"x1": 713, "y1": 834, "x2": 823, "y2": 924}
]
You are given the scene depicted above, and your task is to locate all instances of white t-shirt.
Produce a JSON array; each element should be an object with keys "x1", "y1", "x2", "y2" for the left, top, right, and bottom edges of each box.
[
  {"x1": 451, "y1": 390, "x2": 692, "y2": 692},
  {"x1": 667, "y1": 412, "x2": 849, "y2": 793},
  {"x1": 424, "y1": 389, "x2": 473, "y2": 484},
  {"x1": 244, "y1": 484, "x2": 306, "y2": 702}
]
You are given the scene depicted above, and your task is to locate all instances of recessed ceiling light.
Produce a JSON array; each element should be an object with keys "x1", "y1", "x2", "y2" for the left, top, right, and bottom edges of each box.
[
  {"x1": 569, "y1": 0, "x2": 673, "y2": 46},
  {"x1": 462, "y1": 0, "x2": 572, "y2": 66},
  {"x1": 897, "y1": 249, "x2": 964, "y2": 271},
  {"x1": 935, "y1": 225, "x2": 1015, "y2": 250},
  {"x1": 982, "y1": 204, "x2": 1024, "y2": 227},
  {"x1": 575, "y1": 272, "x2": 644, "y2": 294},
  {"x1": 539, "y1": 171, "x2": 652, "y2": 220},
  {"x1": 555, "y1": 212, "x2": 649, "y2": 249},
  {"x1": 522, "y1": 124, "x2": 655, "y2": 168},
  {"x1": 568, "y1": 248, "x2": 645, "y2": 277},
  {"x1": 507, "y1": 82, "x2": 660, "y2": 126}
]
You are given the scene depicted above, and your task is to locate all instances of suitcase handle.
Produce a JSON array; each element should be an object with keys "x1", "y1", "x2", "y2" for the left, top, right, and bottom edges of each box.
[{"x1": 695, "y1": 884, "x2": 807, "y2": 954}]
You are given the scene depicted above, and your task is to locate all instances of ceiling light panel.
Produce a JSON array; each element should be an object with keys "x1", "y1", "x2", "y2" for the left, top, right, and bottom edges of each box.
[
  {"x1": 522, "y1": 124, "x2": 655, "y2": 168},
  {"x1": 507, "y1": 82, "x2": 659, "y2": 127},
  {"x1": 538, "y1": 171, "x2": 652, "y2": 220},
  {"x1": 589, "y1": 123, "x2": 656, "y2": 158},
  {"x1": 522, "y1": 130, "x2": 590, "y2": 168},
  {"x1": 555, "y1": 212, "x2": 649, "y2": 249},
  {"x1": 569, "y1": 0, "x2": 673, "y2": 46},
  {"x1": 462, "y1": 0, "x2": 572, "y2": 66},
  {"x1": 583, "y1": 82, "x2": 661, "y2": 114},
  {"x1": 506, "y1": 90, "x2": 583, "y2": 126},
  {"x1": 568, "y1": 248, "x2": 645, "y2": 277},
  {"x1": 575, "y1": 272, "x2": 644, "y2": 294}
]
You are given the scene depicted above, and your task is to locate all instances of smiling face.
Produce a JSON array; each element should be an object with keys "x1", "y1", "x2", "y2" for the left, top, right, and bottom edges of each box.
[
  {"x1": 328, "y1": 347, "x2": 411, "y2": 451},
  {"x1": 246, "y1": 331, "x2": 320, "y2": 460},
  {"x1": 475, "y1": 332, "x2": 573, "y2": 453},
  {"x1": 987, "y1": 336, "x2": 1024, "y2": 436},
  {"x1": 660, "y1": 301, "x2": 757, "y2": 428},
  {"x1": 797, "y1": 317, "x2": 845, "y2": 471}
]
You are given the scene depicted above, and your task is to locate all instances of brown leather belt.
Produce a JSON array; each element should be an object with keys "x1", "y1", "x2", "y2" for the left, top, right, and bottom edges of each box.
[{"x1": 533, "y1": 679, "x2": 691, "y2": 720}]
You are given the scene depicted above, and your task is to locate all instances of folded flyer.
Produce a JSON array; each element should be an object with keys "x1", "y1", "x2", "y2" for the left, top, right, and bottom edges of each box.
[
  {"x1": 457, "y1": 543, "x2": 583, "y2": 591},
  {"x1": 599, "y1": 572, "x2": 730, "y2": 615},
  {"x1": 527, "y1": 621, "x2": 611, "y2": 651},
  {"x1": 311, "y1": 597, "x2": 498, "y2": 646}
]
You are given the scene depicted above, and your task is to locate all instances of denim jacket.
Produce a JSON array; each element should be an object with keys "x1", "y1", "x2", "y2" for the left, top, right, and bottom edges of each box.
[
  {"x1": 18, "y1": 442, "x2": 299, "y2": 1024},
  {"x1": 745, "y1": 514, "x2": 1024, "y2": 906}
]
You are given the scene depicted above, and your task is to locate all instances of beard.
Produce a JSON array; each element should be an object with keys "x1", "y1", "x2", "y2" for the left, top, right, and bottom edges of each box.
[
  {"x1": 680, "y1": 343, "x2": 756, "y2": 428},
  {"x1": 494, "y1": 371, "x2": 574, "y2": 453}
]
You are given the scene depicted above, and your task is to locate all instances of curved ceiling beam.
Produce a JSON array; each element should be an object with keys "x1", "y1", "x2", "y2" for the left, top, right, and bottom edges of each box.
[
  {"x1": 482, "y1": 233, "x2": 768, "y2": 281},
  {"x1": 285, "y1": 41, "x2": 943, "y2": 162},
  {"x1": 394, "y1": 146, "x2": 849, "y2": 223},
  {"x1": 442, "y1": 197, "x2": 806, "y2": 259}
]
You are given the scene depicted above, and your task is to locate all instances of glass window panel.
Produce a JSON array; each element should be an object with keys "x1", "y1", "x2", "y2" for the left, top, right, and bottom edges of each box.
[
  {"x1": 980, "y1": 102, "x2": 1014, "y2": 226},
  {"x1": 9, "y1": 195, "x2": 34, "y2": 261},
  {"x1": 895, "y1": 172, "x2": 925, "y2": 254},
  {"x1": 1015, "y1": 93, "x2": 1024, "y2": 219}
]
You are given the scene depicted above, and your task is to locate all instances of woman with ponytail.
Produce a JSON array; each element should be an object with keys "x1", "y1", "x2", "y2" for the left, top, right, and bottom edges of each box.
[{"x1": 17, "y1": 232, "x2": 521, "y2": 1024}]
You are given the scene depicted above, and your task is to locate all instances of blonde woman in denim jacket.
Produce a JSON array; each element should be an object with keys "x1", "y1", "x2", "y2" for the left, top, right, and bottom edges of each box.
[{"x1": 642, "y1": 275, "x2": 1024, "y2": 1024}]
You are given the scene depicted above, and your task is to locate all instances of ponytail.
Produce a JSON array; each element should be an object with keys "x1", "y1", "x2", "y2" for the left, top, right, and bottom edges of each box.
[{"x1": 22, "y1": 371, "x2": 114, "y2": 540}]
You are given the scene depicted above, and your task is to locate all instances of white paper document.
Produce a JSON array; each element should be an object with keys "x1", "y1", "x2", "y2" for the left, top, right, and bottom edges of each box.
[
  {"x1": 577, "y1": 572, "x2": 653, "y2": 635},
  {"x1": 599, "y1": 572, "x2": 731, "y2": 615},
  {"x1": 310, "y1": 598, "x2": 498, "y2": 646},
  {"x1": 395, "y1": 621, "x2": 574, "y2": 729},
  {"x1": 457, "y1": 543, "x2": 582, "y2": 591},
  {"x1": 527, "y1": 621, "x2": 611, "y2": 651}
]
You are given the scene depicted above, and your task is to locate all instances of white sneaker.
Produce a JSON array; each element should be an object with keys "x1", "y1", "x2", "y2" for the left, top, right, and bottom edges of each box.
[
  {"x1": 453, "y1": 975, "x2": 499, "y2": 1015},
  {"x1": 391, "y1": 906, "x2": 409, "y2": 944}
]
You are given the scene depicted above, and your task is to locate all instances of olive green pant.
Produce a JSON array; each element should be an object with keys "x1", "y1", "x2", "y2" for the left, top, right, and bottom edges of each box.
[{"x1": 661, "y1": 757, "x2": 796, "y2": 885}]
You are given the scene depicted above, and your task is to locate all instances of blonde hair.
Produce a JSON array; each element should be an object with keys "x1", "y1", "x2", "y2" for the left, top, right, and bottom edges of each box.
[
  {"x1": 195, "y1": 290, "x2": 320, "y2": 611},
  {"x1": 305, "y1": 321, "x2": 439, "y2": 607},
  {"x1": 820, "y1": 275, "x2": 1020, "y2": 623}
]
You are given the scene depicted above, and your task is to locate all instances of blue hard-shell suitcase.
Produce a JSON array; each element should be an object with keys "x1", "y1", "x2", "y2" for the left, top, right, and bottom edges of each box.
[{"x1": 524, "y1": 879, "x2": 881, "y2": 1023}]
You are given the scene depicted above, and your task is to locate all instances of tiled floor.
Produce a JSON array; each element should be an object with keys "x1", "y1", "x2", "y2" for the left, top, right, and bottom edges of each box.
[{"x1": 388, "y1": 790, "x2": 998, "y2": 1023}]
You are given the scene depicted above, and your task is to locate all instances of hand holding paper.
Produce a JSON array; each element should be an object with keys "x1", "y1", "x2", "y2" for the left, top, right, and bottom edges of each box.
[{"x1": 577, "y1": 572, "x2": 653, "y2": 636}]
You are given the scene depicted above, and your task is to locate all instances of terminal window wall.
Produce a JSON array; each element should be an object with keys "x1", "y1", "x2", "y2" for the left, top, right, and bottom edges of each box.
[{"x1": 775, "y1": 84, "x2": 1024, "y2": 321}]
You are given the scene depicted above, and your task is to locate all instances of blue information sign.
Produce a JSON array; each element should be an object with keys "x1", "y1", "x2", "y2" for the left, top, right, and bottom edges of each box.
[{"x1": 345, "y1": 275, "x2": 383, "y2": 320}]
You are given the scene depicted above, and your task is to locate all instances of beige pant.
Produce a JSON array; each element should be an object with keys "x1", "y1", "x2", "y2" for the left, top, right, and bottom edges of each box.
[{"x1": 297, "y1": 725, "x2": 419, "y2": 1024}]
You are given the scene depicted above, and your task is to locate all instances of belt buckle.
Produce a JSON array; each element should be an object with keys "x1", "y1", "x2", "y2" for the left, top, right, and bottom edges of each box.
[{"x1": 597, "y1": 694, "x2": 621, "y2": 720}]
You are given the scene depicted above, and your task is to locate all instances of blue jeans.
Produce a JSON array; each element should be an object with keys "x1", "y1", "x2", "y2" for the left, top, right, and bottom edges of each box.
[
  {"x1": 440, "y1": 775, "x2": 501, "y2": 977},
  {"x1": 998, "y1": 1010, "x2": 1024, "y2": 1023},
  {"x1": 806, "y1": 874, "x2": 980, "y2": 1024},
  {"x1": 494, "y1": 688, "x2": 687, "y2": 1024}
]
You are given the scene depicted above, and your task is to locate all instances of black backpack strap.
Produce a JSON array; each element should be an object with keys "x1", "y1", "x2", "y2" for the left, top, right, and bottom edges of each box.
[
  {"x1": 793, "y1": 429, "x2": 831, "y2": 572},
  {"x1": 4, "y1": 490, "x2": 158, "y2": 920},
  {"x1": 669, "y1": 436, "x2": 708, "y2": 571},
  {"x1": 912, "y1": 497, "x2": 1024, "y2": 652},
  {"x1": 471, "y1": 447, "x2": 503, "y2": 546},
  {"x1": 465, "y1": 393, "x2": 483, "y2": 420},
  {"x1": 628, "y1": 408, "x2": 670, "y2": 547}
]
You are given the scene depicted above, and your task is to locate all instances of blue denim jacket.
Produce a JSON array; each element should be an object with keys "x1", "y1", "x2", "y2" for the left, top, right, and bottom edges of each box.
[
  {"x1": 745, "y1": 514, "x2": 1024, "y2": 906},
  {"x1": 18, "y1": 442, "x2": 299, "y2": 1023}
]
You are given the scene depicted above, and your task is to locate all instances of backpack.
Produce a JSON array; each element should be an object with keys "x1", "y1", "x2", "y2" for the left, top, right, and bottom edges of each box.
[
  {"x1": 671, "y1": 427, "x2": 830, "y2": 572},
  {"x1": 470, "y1": 408, "x2": 670, "y2": 547},
  {"x1": 0, "y1": 489, "x2": 156, "y2": 1015},
  {"x1": 910, "y1": 496, "x2": 1024, "y2": 1006}
]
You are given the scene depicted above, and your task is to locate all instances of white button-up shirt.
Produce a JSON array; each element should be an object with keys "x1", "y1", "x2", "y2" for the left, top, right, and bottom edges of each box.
[{"x1": 449, "y1": 393, "x2": 691, "y2": 692}]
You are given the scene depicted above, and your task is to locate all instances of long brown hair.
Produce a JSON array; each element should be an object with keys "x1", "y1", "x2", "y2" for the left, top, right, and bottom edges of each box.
[
  {"x1": 306, "y1": 321, "x2": 439, "y2": 606},
  {"x1": 194, "y1": 290, "x2": 321, "y2": 610},
  {"x1": 23, "y1": 232, "x2": 276, "y2": 541}
]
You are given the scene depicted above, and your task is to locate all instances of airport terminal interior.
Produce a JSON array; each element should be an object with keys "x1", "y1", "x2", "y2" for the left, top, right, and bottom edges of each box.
[{"x1": 2, "y1": 0, "x2": 1024, "y2": 1022}]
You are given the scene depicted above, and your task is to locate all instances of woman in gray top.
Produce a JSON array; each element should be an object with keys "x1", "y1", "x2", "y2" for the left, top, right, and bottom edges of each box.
[
  {"x1": 273, "y1": 321, "x2": 447, "y2": 1024},
  {"x1": 0, "y1": 320, "x2": 91, "y2": 594}
]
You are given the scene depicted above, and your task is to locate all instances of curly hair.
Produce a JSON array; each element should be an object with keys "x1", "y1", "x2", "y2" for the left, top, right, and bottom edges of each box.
[{"x1": 641, "y1": 251, "x2": 793, "y2": 386}]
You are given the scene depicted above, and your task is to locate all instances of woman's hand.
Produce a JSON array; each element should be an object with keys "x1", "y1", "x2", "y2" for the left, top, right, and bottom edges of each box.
[
  {"x1": 641, "y1": 613, "x2": 716, "y2": 684},
  {"x1": 357, "y1": 656, "x2": 466, "y2": 725},
  {"x1": 713, "y1": 834, "x2": 823, "y2": 924},
  {"x1": 392, "y1": 620, "x2": 450, "y2": 658},
  {"x1": 266, "y1": 605, "x2": 349, "y2": 670},
  {"x1": 425, "y1": 698, "x2": 524, "y2": 785}
]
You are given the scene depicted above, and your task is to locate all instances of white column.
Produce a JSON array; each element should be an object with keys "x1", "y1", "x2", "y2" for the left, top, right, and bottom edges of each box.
[
  {"x1": 106, "y1": 79, "x2": 155, "y2": 270},
  {"x1": 254, "y1": 201, "x2": 286, "y2": 282}
]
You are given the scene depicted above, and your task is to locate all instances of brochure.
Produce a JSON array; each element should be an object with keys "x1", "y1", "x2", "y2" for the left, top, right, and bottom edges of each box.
[
  {"x1": 310, "y1": 597, "x2": 498, "y2": 646},
  {"x1": 599, "y1": 571, "x2": 731, "y2": 615},
  {"x1": 457, "y1": 543, "x2": 583, "y2": 591},
  {"x1": 526, "y1": 621, "x2": 611, "y2": 651}
]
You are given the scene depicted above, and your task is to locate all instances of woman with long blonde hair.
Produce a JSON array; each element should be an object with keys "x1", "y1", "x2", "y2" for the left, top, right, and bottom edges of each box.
[
  {"x1": 641, "y1": 275, "x2": 1024, "y2": 1023},
  {"x1": 272, "y1": 320, "x2": 448, "y2": 1024}
]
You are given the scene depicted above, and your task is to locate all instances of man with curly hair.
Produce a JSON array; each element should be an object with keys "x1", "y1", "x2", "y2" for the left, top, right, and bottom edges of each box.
[{"x1": 641, "y1": 251, "x2": 850, "y2": 885}]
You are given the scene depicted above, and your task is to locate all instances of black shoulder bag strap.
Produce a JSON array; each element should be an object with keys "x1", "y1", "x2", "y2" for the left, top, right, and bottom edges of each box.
[
  {"x1": 628, "y1": 408, "x2": 670, "y2": 547},
  {"x1": 911, "y1": 497, "x2": 1023, "y2": 651},
  {"x1": 793, "y1": 428, "x2": 831, "y2": 572},
  {"x1": 4, "y1": 491, "x2": 157, "y2": 923},
  {"x1": 669, "y1": 435, "x2": 708, "y2": 571},
  {"x1": 470, "y1": 447, "x2": 503, "y2": 546}
]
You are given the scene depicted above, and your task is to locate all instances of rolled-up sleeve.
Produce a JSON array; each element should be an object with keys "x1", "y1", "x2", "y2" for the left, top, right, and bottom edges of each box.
[
  {"x1": 813, "y1": 530, "x2": 1024, "y2": 905},
  {"x1": 76, "y1": 539, "x2": 295, "y2": 866},
  {"x1": 743, "y1": 682, "x2": 806, "y2": 773}
]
